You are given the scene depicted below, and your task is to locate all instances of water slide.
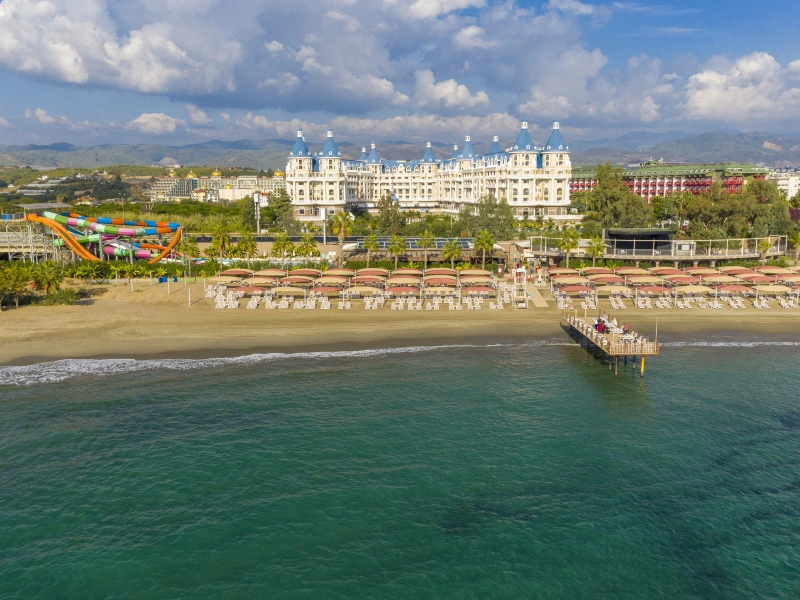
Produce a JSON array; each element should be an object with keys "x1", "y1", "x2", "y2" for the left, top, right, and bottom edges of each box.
[{"x1": 29, "y1": 211, "x2": 183, "y2": 264}]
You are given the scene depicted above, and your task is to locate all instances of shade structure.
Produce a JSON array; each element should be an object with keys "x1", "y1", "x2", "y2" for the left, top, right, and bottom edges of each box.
[
  {"x1": 755, "y1": 284, "x2": 792, "y2": 293},
  {"x1": 738, "y1": 274, "x2": 777, "y2": 283},
  {"x1": 779, "y1": 274, "x2": 800, "y2": 282},
  {"x1": 345, "y1": 286, "x2": 383, "y2": 296},
  {"x1": 289, "y1": 268, "x2": 321, "y2": 276},
  {"x1": 626, "y1": 275, "x2": 664, "y2": 284},
  {"x1": 550, "y1": 275, "x2": 589, "y2": 285},
  {"x1": 270, "y1": 286, "x2": 307, "y2": 295},
  {"x1": 558, "y1": 285, "x2": 594, "y2": 294},
  {"x1": 580, "y1": 267, "x2": 614, "y2": 275},
  {"x1": 714, "y1": 284, "x2": 752, "y2": 294},
  {"x1": 753, "y1": 267, "x2": 792, "y2": 275},
  {"x1": 254, "y1": 268, "x2": 286, "y2": 276},
  {"x1": 460, "y1": 275, "x2": 494, "y2": 284},
  {"x1": 425, "y1": 268, "x2": 457, "y2": 276},
  {"x1": 423, "y1": 273, "x2": 457, "y2": 282},
  {"x1": 675, "y1": 285, "x2": 713, "y2": 295},
  {"x1": 232, "y1": 285, "x2": 266, "y2": 294},
  {"x1": 358, "y1": 268, "x2": 390, "y2": 276},
  {"x1": 594, "y1": 285, "x2": 631, "y2": 296},
  {"x1": 385, "y1": 275, "x2": 421, "y2": 285},
  {"x1": 684, "y1": 267, "x2": 719, "y2": 275},
  {"x1": 310, "y1": 286, "x2": 344, "y2": 295},
  {"x1": 587, "y1": 275, "x2": 626, "y2": 284},
  {"x1": 459, "y1": 268, "x2": 492, "y2": 276},
  {"x1": 548, "y1": 267, "x2": 578, "y2": 275},
  {"x1": 209, "y1": 275, "x2": 243, "y2": 283},
  {"x1": 385, "y1": 285, "x2": 420, "y2": 294},
  {"x1": 650, "y1": 267, "x2": 684, "y2": 275},
  {"x1": 351, "y1": 275, "x2": 385, "y2": 284},
  {"x1": 615, "y1": 267, "x2": 649, "y2": 275},
  {"x1": 221, "y1": 268, "x2": 254, "y2": 276},
  {"x1": 424, "y1": 277, "x2": 458, "y2": 286},
  {"x1": 662, "y1": 275, "x2": 701, "y2": 284},
  {"x1": 242, "y1": 276, "x2": 277, "y2": 285},
  {"x1": 700, "y1": 275, "x2": 740, "y2": 284},
  {"x1": 718, "y1": 266, "x2": 757, "y2": 275},
  {"x1": 279, "y1": 275, "x2": 314, "y2": 284},
  {"x1": 637, "y1": 285, "x2": 671, "y2": 294},
  {"x1": 324, "y1": 268, "x2": 355, "y2": 276},
  {"x1": 392, "y1": 267, "x2": 423, "y2": 276},
  {"x1": 315, "y1": 275, "x2": 349, "y2": 284},
  {"x1": 461, "y1": 286, "x2": 496, "y2": 294}
]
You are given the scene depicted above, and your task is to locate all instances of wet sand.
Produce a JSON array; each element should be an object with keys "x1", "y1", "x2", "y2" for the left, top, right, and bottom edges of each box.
[{"x1": 2, "y1": 278, "x2": 799, "y2": 366}]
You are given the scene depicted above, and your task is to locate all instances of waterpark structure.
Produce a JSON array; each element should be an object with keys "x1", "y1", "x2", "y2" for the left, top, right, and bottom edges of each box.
[{"x1": 1, "y1": 203, "x2": 182, "y2": 263}]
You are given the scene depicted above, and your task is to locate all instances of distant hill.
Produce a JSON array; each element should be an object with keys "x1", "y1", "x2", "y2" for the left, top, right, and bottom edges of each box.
[{"x1": 3, "y1": 131, "x2": 800, "y2": 171}]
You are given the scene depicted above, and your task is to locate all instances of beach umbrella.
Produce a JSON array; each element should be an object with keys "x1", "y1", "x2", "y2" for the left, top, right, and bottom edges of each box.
[
  {"x1": 558, "y1": 285, "x2": 594, "y2": 294},
  {"x1": 254, "y1": 268, "x2": 286, "y2": 277},
  {"x1": 649, "y1": 267, "x2": 684, "y2": 275},
  {"x1": 324, "y1": 268, "x2": 355, "y2": 276},
  {"x1": 548, "y1": 267, "x2": 578, "y2": 275},
  {"x1": 615, "y1": 267, "x2": 649, "y2": 275},
  {"x1": 718, "y1": 267, "x2": 757, "y2": 275},
  {"x1": 714, "y1": 284, "x2": 752, "y2": 294},
  {"x1": 425, "y1": 268, "x2": 458, "y2": 276},
  {"x1": 392, "y1": 267, "x2": 423, "y2": 275},
  {"x1": 779, "y1": 274, "x2": 800, "y2": 282},
  {"x1": 460, "y1": 275, "x2": 495, "y2": 284},
  {"x1": 352, "y1": 275, "x2": 385, "y2": 283},
  {"x1": 310, "y1": 286, "x2": 345, "y2": 295},
  {"x1": 753, "y1": 266, "x2": 792, "y2": 274},
  {"x1": 755, "y1": 284, "x2": 791, "y2": 294},
  {"x1": 580, "y1": 267, "x2": 614, "y2": 275},
  {"x1": 550, "y1": 275, "x2": 589, "y2": 285},
  {"x1": 385, "y1": 275, "x2": 421, "y2": 285},
  {"x1": 684, "y1": 267, "x2": 719, "y2": 275},
  {"x1": 662, "y1": 275, "x2": 701, "y2": 284},
  {"x1": 675, "y1": 285, "x2": 713, "y2": 295},
  {"x1": 459, "y1": 268, "x2": 493, "y2": 276},
  {"x1": 243, "y1": 276, "x2": 278, "y2": 285},
  {"x1": 587, "y1": 274, "x2": 626, "y2": 284},
  {"x1": 279, "y1": 275, "x2": 314, "y2": 284},
  {"x1": 424, "y1": 277, "x2": 459, "y2": 286},
  {"x1": 700, "y1": 274, "x2": 740, "y2": 284},
  {"x1": 594, "y1": 285, "x2": 630, "y2": 296},
  {"x1": 209, "y1": 275, "x2": 242, "y2": 283},
  {"x1": 315, "y1": 275, "x2": 349, "y2": 284},
  {"x1": 738, "y1": 274, "x2": 777, "y2": 283},
  {"x1": 358, "y1": 268, "x2": 390, "y2": 276},
  {"x1": 345, "y1": 286, "x2": 383, "y2": 296},
  {"x1": 289, "y1": 268, "x2": 322, "y2": 276},
  {"x1": 423, "y1": 274, "x2": 457, "y2": 282},
  {"x1": 385, "y1": 285, "x2": 420, "y2": 294},
  {"x1": 220, "y1": 268, "x2": 254, "y2": 276},
  {"x1": 627, "y1": 275, "x2": 663, "y2": 284}
]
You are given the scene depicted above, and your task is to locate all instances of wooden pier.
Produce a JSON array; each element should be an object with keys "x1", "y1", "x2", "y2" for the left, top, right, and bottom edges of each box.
[{"x1": 562, "y1": 313, "x2": 659, "y2": 375}]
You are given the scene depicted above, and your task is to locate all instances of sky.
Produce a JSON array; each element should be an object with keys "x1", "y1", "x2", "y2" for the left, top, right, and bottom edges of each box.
[{"x1": 0, "y1": 0, "x2": 799, "y2": 148}]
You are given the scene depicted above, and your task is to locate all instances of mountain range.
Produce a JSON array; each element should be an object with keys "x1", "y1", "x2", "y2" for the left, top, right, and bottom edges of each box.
[{"x1": 2, "y1": 131, "x2": 800, "y2": 171}]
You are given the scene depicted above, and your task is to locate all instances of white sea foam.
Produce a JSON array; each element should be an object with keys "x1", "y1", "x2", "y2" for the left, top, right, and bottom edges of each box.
[{"x1": 662, "y1": 341, "x2": 800, "y2": 348}]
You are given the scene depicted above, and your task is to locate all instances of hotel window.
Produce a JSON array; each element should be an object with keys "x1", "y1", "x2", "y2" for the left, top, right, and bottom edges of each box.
[{"x1": 298, "y1": 208, "x2": 305, "y2": 215}]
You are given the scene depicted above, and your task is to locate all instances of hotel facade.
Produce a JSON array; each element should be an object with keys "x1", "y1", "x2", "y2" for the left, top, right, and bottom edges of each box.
[{"x1": 284, "y1": 121, "x2": 577, "y2": 225}]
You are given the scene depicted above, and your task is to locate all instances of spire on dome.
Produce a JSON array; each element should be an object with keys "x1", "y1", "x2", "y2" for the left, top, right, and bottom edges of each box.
[
  {"x1": 289, "y1": 129, "x2": 310, "y2": 157},
  {"x1": 359, "y1": 146, "x2": 368, "y2": 161},
  {"x1": 421, "y1": 141, "x2": 436, "y2": 163},
  {"x1": 367, "y1": 142, "x2": 381, "y2": 164},
  {"x1": 511, "y1": 121, "x2": 534, "y2": 152},
  {"x1": 451, "y1": 144, "x2": 460, "y2": 159},
  {"x1": 543, "y1": 121, "x2": 569, "y2": 152},
  {"x1": 460, "y1": 135, "x2": 476, "y2": 159},
  {"x1": 320, "y1": 129, "x2": 341, "y2": 157},
  {"x1": 487, "y1": 135, "x2": 502, "y2": 155}
]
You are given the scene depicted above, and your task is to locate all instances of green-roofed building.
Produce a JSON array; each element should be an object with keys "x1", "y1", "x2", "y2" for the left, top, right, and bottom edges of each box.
[{"x1": 570, "y1": 161, "x2": 770, "y2": 200}]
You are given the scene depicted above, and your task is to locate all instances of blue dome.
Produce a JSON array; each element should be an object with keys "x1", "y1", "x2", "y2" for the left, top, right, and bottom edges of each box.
[
  {"x1": 320, "y1": 129, "x2": 341, "y2": 157},
  {"x1": 511, "y1": 121, "x2": 535, "y2": 152},
  {"x1": 366, "y1": 142, "x2": 381, "y2": 164},
  {"x1": 459, "y1": 135, "x2": 476, "y2": 159},
  {"x1": 421, "y1": 141, "x2": 436, "y2": 163},
  {"x1": 544, "y1": 121, "x2": 569, "y2": 152},
  {"x1": 289, "y1": 129, "x2": 310, "y2": 157}
]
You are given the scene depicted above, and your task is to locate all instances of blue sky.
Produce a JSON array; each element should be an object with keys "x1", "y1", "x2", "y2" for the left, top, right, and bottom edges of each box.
[{"x1": 0, "y1": 0, "x2": 798, "y2": 148}]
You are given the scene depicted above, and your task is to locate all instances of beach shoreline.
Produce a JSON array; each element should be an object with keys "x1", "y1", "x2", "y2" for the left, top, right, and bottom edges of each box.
[{"x1": 3, "y1": 279, "x2": 800, "y2": 366}]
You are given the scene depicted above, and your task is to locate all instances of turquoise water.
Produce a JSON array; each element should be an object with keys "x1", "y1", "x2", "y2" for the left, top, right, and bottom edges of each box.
[{"x1": 1, "y1": 338, "x2": 799, "y2": 598}]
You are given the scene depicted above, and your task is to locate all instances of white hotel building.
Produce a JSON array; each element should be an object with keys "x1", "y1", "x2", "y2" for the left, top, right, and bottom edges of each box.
[{"x1": 284, "y1": 121, "x2": 576, "y2": 224}]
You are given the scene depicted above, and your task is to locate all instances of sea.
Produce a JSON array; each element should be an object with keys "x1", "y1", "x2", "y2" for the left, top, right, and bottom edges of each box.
[{"x1": 1, "y1": 335, "x2": 799, "y2": 599}]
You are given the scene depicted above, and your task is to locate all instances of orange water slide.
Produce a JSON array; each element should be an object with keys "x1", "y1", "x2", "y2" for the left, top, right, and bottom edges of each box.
[
  {"x1": 147, "y1": 227, "x2": 182, "y2": 264},
  {"x1": 27, "y1": 214, "x2": 99, "y2": 261}
]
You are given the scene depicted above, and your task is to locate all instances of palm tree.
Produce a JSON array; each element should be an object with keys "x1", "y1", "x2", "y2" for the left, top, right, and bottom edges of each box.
[
  {"x1": 31, "y1": 261, "x2": 64, "y2": 294},
  {"x1": 330, "y1": 211, "x2": 352, "y2": 266},
  {"x1": 235, "y1": 230, "x2": 258, "y2": 264},
  {"x1": 271, "y1": 232, "x2": 295, "y2": 268},
  {"x1": 295, "y1": 233, "x2": 320, "y2": 261},
  {"x1": 363, "y1": 233, "x2": 380, "y2": 268},
  {"x1": 1, "y1": 264, "x2": 31, "y2": 309},
  {"x1": 558, "y1": 226, "x2": 580, "y2": 268},
  {"x1": 586, "y1": 236, "x2": 606, "y2": 267},
  {"x1": 387, "y1": 235, "x2": 407, "y2": 269},
  {"x1": 418, "y1": 229, "x2": 435, "y2": 271},
  {"x1": 442, "y1": 239, "x2": 462, "y2": 270},
  {"x1": 473, "y1": 230, "x2": 495, "y2": 269},
  {"x1": 211, "y1": 223, "x2": 232, "y2": 261}
]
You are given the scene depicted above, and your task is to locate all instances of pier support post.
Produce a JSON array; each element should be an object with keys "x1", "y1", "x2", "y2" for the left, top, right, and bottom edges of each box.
[
  {"x1": 640, "y1": 355, "x2": 646, "y2": 375},
  {"x1": 615, "y1": 357, "x2": 618, "y2": 376}
]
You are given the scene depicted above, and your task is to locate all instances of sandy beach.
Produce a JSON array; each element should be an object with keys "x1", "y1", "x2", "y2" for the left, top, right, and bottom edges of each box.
[{"x1": 2, "y1": 277, "x2": 799, "y2": 366}]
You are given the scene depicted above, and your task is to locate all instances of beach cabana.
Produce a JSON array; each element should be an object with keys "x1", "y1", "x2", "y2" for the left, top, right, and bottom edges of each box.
[
  {"x1": 755, "y1": 284, "x2": 792, "y2": 294},
  {"x1": 221, "y1": 268, "x2": 254, "y2": 276},
  {"x1": 459, "y1": 268, "x2": 493, "y2": 276},
  {"x1": 351, "y1": 275, "x2": 385, "y2": 284},
  {"x1": 461, "y1": 285, "x2": 496, "y2": 296},
  {"x1": 392, "y1": 267, "x2": 423, "y2": 276},
  {"x1": 650, "y1": 267, "x2": 684, "y2": 275},
  {"x1": 270, "y1": 286, "x2": 308, "y2": 296},
  {"x1": 460, "y1": 275, "x2": 495, "y2": 284},
  {"x1": 310, "y1": 286, "x2": 345, "y2": 296},
  {"x1": 779, "y1": 274, "x2": 800, "y2": 283},
  {"x1": 558, "y1": 285, "x2": 594, "y2": 295},
  {"x1": 385, "y1": 285, "x2": 420, "y2": 296},
  {"x1": 254, "y1": 268, "x2": 287, "y2": 277},
  {"x1": 700, "y1": 275, "x2": 740, "y2": 284},
  {"x1": 715, "y1": 284, "x2": 752, "y2": 294},
  {"x1": 637, "y1": 285, "x2": 670, "y2": 295},
  {"x1": 232, "y1": 286, "x2": 266, "y2": 294},
  {"x1": 242, "y1": 276, "x2": 277, "y2": 286},
  {"x1": 684, "y1": 267, "x2": 719, "y2": 275},
  {"x1": 345, "y1": 286, "x2": 383, "y2": 297},
  {"x1": 587, "y1": 275, "x2": 626, "y2": 284},
  {"x1": 358, "y1": 268, "x2": 390, "y2": 276},
  {"x1": 550, "y1": 275, "x2": 589, "y2": 285},
  {"x1": 279, "y1": 275, "x2": 314, "y2": 286},
  {"x1": 548, "y1": 268, "x2": 578, "y2": 275},
  {"x1": 675, "y1": 285, "x2": 713, "y2": 295},
  {"x1": 425, "y1": 268, "x2": 458, "y2": 276},
  {"x1": 209, "y1": 275, "x2": 243, "y2": 283},
  {"x1": 580, "y1": 267, "x2": 614, "y2": 275},
  {"x1": 738, "y1": 274, "x2": 777, "y2": 283},
  {"x1": 626, "y1": 275, "x2": 664, "y2": 284},
  {"x1": 718, "y1": 266, "x2": 757, "y2": 275},
  {"x1": 594, "y1": 285, "x2": 631, "y2": 296},
  {"x1": 424, "y1": 277, "x2": 458, "y2": 286},
  {"x1": 315, "y1": 275, "x2": 349, "y2": 285},
  {"x1": 662, "y1": 275, "x2": 701, "y2": 284},
  {"x1": 385, "y1": 275, "x2": 421, "y2": 285},
  {"x1": 753, "y1": 266, "x2": 792, "y2": 274}
]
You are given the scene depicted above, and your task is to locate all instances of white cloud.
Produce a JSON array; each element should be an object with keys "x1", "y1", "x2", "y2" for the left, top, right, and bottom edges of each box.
[
  {"x1": 24, "y1": 107, "x2": 99, "y2": 131},
  {"x1": 454, "y1": 26, "x2": 496, "y2": 49},
  {"x1": 235, "y1": 112, "x2": 272, "y2": 130},
  {"x1": 684, "y1": 52, "x2": 800, "y2": 122},
  {"x1": 383, "y1": 0, "x2": 486, "y2": 20},
  {"x1": 414, "y1": 70, "x2": 490, "y2": 111},
  {"x1": 185, "y1": 104, "x2": 214, "y2": 127},
  {"x1": 0, "y1": 116, "x2": 9, "y2": 127},
  {"x1": 125, "y1": 113, "x2": 185, "y2": 134},
  {"x1": 546, "y1": 0, "x2": 601, "y2": 16},
  {"x1": 265, "y1": 40, "x2": 285, "y2": 53}
]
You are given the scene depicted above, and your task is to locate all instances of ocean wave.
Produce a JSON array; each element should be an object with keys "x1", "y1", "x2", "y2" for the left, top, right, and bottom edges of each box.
[{"x1": 662, "y1": 341, "x2": 800, "y2": 348}]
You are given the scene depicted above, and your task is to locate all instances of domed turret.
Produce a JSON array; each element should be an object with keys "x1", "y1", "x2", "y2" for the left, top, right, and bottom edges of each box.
[
  {"x1": 211, "y1": 168, "x2": 221, "y2": 177},
  {"x1": 543, "y1": 121, "x2": 568, "y2": 152}
]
